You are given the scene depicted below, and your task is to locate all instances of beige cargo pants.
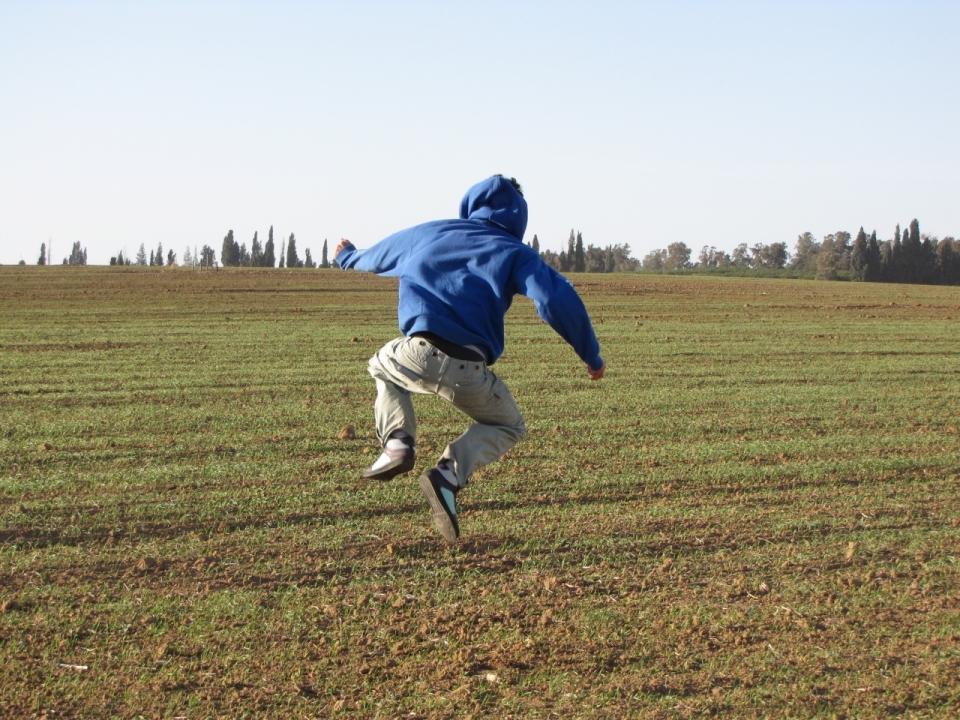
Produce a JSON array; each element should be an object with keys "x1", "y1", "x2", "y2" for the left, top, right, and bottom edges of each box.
[{"x1": 366, "y1": 336, "x2": 526, "y2": 487}]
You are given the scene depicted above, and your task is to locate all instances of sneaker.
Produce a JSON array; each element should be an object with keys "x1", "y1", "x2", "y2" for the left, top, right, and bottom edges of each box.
[
  {"x1": 418, "y1": 468, "x2": 460, "y2": 541},
  {"x1": 361, "y1": 438, "x2": 415, "y2": 481}
]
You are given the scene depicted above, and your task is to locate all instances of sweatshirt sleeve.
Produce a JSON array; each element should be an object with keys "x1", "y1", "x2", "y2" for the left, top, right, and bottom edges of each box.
[
  {"x1": 515, "y1": 256, "x2": 604, "y2": 371},
  {"x1": 335, "y1": 227, "x2": 419, "y2": 276}
]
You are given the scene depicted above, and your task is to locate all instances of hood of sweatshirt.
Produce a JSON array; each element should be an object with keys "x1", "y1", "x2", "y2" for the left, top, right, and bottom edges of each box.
[{"x1": 458, "y1": 176, "x2": 528, "y2": 240}]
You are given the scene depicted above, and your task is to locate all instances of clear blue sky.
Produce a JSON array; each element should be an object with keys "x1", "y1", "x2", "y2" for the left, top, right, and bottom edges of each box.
[{"x1": 2, "y1": 1, "x2": 958, "y2": 265}]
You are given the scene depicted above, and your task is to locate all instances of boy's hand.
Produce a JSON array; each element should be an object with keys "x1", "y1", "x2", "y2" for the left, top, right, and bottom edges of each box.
[
  {"x1": 587, "y1": 363, "x2": 605, "y2": 380},
  {"x1": 334, "y1": 238, "x2": 354, "y2": 257}
]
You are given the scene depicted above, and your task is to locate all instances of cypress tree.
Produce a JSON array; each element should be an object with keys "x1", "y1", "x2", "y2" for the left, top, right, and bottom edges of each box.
[
  {"x1": 221, "y1": 230, "x2": 237, "y2": 267},
  {"x1": 954, "y1": 240, "x2": 960, "y2": 286},
  {"x1": 156, "y1": 243, "x2": 163, "y2": 268},
  {"x1": 951, "y1": 238, "x2": 960, "y2": 286},
  {"x1": 879, "y1": 240, "x2": 893, "y2": 282},
  {"x1": 321, "y1": 239, "x2": 329, "y2": 268},
  {"x1": 891, "y1": 225, "x2": 902, "y2": 283},
  {"x1": 149, "y1": 249, "x2": 155, "y2": 266},
  {"x1": 38, "y1": 243, "x2": 47, "y2": 265},
  {"x1": 286, "y1": 233, "x2": 300, "y2": 268},
  {"x1": 901, "y1": 222, "x2": 913, "y2": 282},
  {"x1": 867, "y1": 231, "x2": 881, "y2": 281},
  {"x1": 575, "y1": 232, "x2": 586, "y2": 272},
  {"x1": 936, "y1": 238, "x2": 953, "y2": 285},
  {"x1": 567, "y1": 230, "x2": 575, "y2": 265},
  {"x1": 264, "y1": 226, "x2": 276, "y2": 267},
  {"x1": 850, "y1": 227, "x2": 868, "y2": 281},
  {"x1": 559, "y1": 251, "x2": 569, "y2": 273},
  {"x1": 531, "y1": 234, "x2": 540, "y2": 253},
  {"x1": 251, "y1": 231, "x2": 262, "y2": 267},
  {"x1": 67, "y1": 241, "x2": 87, "y2": 266},
  {"x1": 948, "y1": 238, "x2": 960, "y2": 286},
  {"x1": 279, "y1": 238, "x2": 286, "y2": 268},
  {"x1": 902, "y1": 220, "x2": 922, "y2": 283},
  {"x1": 920, "y1": 235, "x2": 938, "y2": 284}
]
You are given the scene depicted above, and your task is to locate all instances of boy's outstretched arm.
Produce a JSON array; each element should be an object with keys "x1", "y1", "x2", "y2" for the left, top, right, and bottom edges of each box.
[
  {"x1": 335, "y1": 226, "x2": 424, "y2": 276},
  {"x1": 334, "y1": 238, "x2": 353, "y2": 258},
  {"x1": 516, "y1": 256, "x2": 605, "y2": 377}
]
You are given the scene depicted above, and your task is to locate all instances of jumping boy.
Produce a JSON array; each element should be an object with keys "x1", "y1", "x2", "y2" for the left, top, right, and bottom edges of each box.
[{"x1": 335, "y1": 175, "x2": 605, "y2": 542}]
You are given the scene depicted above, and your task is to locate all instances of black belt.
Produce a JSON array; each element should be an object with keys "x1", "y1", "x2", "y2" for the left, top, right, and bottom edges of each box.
[{"x1": 411, "y1": 332, "x2": 485, "y2": 363}]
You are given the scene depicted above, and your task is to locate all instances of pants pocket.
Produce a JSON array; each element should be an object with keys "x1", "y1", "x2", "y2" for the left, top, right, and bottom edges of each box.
[
  {"x1": 450, "y1": 370, "x2": 495, "y2": 408},
  {"x1": 393, "y1": 337, "x2": 433, "y2": 372}
]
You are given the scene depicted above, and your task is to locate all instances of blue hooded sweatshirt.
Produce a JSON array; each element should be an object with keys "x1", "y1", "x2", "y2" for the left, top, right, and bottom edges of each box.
[{"x1": 336, "y1": 176, "x2": 603, "y2": 371}]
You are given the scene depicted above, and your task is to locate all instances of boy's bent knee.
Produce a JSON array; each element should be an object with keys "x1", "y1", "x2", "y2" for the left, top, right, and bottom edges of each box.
[{"x1": 507, "y1": 418, "x2": 526, "y2": 443}]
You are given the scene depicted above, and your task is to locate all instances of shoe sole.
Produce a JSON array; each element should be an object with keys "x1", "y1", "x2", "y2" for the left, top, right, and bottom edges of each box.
[
  {"x1": 418, "y1": 473, "x2": 460, "y2": 542},
  {"x1": 360, "y1": 454, "x2": 415, "y2": 481}
]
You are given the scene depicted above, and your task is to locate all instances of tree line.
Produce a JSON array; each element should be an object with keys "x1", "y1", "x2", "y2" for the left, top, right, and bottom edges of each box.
[
  {"x1": 637, "y1": 219, "x2": 960, "y2": 285},
  {"x1": 811, "y1": 221, "x2": 959, "y2": 285},
  {"x1": 52, "y1": 225, "x2": 333, "y2": 270},
  {"x1": 642, "y1": 241, "x2": 791, "y2": 272},
  {"x1": 30, "y1": 241, "x2": 89, "y2": 266},
  {"x1": 218, "y1": 227, "x2": 330, "y2": 269},
  {"x1": 29, "y1": 219, "x2": 959, "y2": 286},
  {"x1": 534, "y1": 230, "x2": 640, "y2": 273}
]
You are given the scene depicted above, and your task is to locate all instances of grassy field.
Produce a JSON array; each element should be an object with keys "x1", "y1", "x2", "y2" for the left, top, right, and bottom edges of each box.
[{"x1": 1, "y1": 265, "x2": 959, "y2": 718}]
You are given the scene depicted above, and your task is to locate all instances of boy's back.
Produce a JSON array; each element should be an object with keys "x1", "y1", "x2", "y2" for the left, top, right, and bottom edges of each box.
[{"x1": 334, "y1": 175, "x2": 604, "y2": 541}]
